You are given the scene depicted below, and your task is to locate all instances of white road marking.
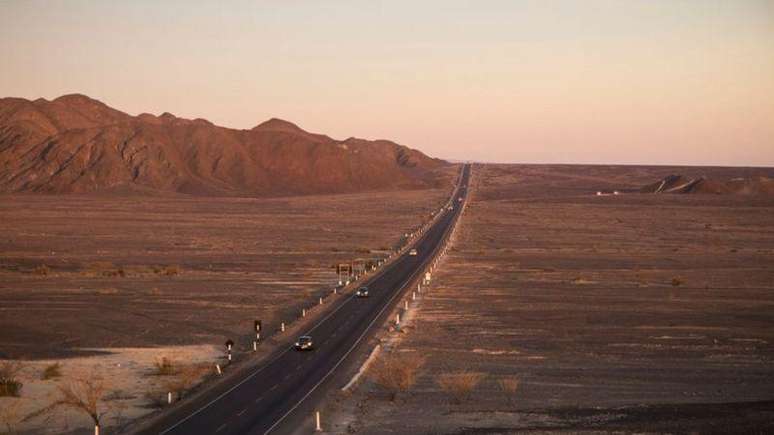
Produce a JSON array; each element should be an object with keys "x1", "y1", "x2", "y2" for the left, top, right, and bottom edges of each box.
[{"x1": 216, "y1": 423, "x2": 228, "y2": 433}]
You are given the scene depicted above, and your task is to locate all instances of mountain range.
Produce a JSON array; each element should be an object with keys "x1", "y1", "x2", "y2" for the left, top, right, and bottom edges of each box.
[{"x1": 0, "y1": 94, "x2": 448, "y2": 196}]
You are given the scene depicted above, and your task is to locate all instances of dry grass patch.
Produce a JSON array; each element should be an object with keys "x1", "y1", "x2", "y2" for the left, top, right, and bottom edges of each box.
[
  {"x1": 152, "y1": 357, "x2": 178, "y2": 376},
  {"x1": 41, "y1": 363, "x2": 62, "y2": 380},
  {"x1": 0, "y1": 398, "x2": 24, "y2": 434},
  {"x1": 498, "y1": 376, "x2": 520, "y2": 406},
  {"x1": 0, "y1": 362, "x2": 24, "y2": 397},
  {"x1": 32, "y1": 264, "x2": 50, "y2": 276},
  {"x1": 145, "y1": 362, "x2": 211, "y2": 407},
  {"x1": 436, "y1": 371, "x2": 486, "y2": 404},
  {"x1": 370, "y1": 352, "x2": 425, "y2": 401}
]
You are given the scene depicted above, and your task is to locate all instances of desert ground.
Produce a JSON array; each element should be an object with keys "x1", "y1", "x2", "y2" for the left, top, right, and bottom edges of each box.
[
  {"x1": 0, "y1": 186, "x2": 451, "y2": 434},
  {"x1": 327, "y1": 164, "x2": 774, "y2": 434}
]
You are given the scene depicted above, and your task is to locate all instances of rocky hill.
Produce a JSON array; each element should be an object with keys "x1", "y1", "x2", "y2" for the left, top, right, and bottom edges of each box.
[
  {"x1": 641, "y1": 174, "x2": 774, "y2": 195},
  {"x1": 0, "y1": 94, "x2": 448, "y2": 196}
]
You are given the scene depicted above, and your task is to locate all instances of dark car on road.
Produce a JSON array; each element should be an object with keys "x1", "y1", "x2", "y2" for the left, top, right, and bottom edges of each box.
[
  {"x1": 294, "y1": 335, "x2": 314, "y2": 351},
  {"x1": 356, "y1": 286, "x2": 369, "y2": 297}
]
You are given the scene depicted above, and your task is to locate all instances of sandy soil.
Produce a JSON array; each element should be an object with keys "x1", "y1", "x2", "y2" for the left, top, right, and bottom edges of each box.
[
  {"x1": 327, "y1": 164, "x2": 774, "y2": 434},
  {"x1": 0, "y1": 187, "x2": 451, "y2": 434},
  {"x1": 0, "y1": 345, "x2": 219, "y2": 434}
]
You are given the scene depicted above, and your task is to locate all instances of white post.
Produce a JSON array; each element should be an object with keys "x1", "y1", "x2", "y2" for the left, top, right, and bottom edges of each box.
[
  {"x1": 253, "y1": 341, "x2": 257, "y2": 351},
  {"x1": 319, "y1": 297, "x2": 323, "y2": 305},
  {"x1": 412, "y1": 291, "x2": 416, "y2": 300},
  {"x1": 333, "y1": 287, "x2": 337, "y2": 295},
  {"x1": 404, "y1": 300, "x2": 409, "y2": 310},
  {"x1": 227, "y1": 353, "x2": 232, "y2": 362},
  {"x1": 315, "y1": 410, "x2": 322, "y2": 431},
  {"x1": 281, "y1": 322, "x2": 285, "y2": 332},
  {"x1": 95, "y1": 425, "x2": 99, "y2": 435},
  {"x1": 167, "y1": 392, "x2": 172, "y2": 404},
  {"x1": 396, "y1": 313, "x2": 400, "y2": 326},
  {"x1": 216, "y1": 364, "x2": 222, "y2": 375},
  {"x1": 302, "y1": 308, "x2": 306, "y2": 317}
]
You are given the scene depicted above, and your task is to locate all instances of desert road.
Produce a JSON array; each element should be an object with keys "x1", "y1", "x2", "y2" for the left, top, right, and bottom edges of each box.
[{"x1": 140, "y1": 164, "x2": 470, "y2": 435}]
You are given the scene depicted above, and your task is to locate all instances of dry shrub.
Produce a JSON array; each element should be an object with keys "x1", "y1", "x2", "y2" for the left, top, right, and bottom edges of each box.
[
  {"x1": 498, "y1": 376, "x2": 520, "y2": 406},
  {"x1": 42, "y1": 363, "x2": 62, "y2": 380},
  {"x1": 671, "y1": 277, "x2": 684, "y2": 287},
  {"x1": 0, "y1": 398, "x2": 24, "y2": 434},
  {"x1": 153, "y1": 357, "x2": 177, "y2": 376},
  {"x1": 33, "y1": 264, "x2": 50, "y2": 276},
  {"x1": 163, "y1": 265, "x2": 180, "y2": 276},
  {"x1": 369, "y1": 352, "x2": 425, "y2": 401},
  {"x1": 162, "y1": 363, "x2": 210, "y2": 397},
  {"x1": 146, "y1": 362, "x2": 210, "y2": 407},
  {"x1": 34, "y1": 372, "x2": 111, "y2": 430},
  {"x1": 436, "y1": 371, "x2": 485, "y2": 404},
  {"x1": 0, "y1": 362, "x2": 24, "y2": 397},
  {"x1": 142, "y1": 389, "x2": 168, "y2": 409},
  {"x1": 498, "y1": 376, "x2": 519, "y2": 394}
]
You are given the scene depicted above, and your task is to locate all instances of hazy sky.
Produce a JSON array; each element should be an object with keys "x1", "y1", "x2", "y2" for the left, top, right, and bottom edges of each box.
[{"x1": 1, "y1": 1, "x2": 773, "y2": 166}]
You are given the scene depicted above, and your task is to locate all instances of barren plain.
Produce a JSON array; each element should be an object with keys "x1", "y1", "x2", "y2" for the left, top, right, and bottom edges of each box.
[
  {"x1": 330, "y1": 164, "x2": 774, "y2": 434},
  {"x1": 0, "y1": 186, "x2": 451, "y2": 433}
]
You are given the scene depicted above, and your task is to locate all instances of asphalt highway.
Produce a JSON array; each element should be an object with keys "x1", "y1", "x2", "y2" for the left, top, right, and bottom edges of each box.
[{"x1": 143, "y1": 164, "x2": 470, "y2": 435}]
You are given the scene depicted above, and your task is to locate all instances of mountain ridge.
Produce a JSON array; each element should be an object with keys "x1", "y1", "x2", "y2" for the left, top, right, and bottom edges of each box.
[{"x1": 0, "y1": 94, "x2": 449, "y2": 196}]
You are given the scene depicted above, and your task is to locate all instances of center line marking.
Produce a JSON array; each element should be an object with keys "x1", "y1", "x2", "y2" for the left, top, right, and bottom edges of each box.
[
  {"x1": 216, "y1": 423, "x2": 227, "y2": 432},
  {"x1": 237, "y1": 409, "x2": 246, "y2": 417}
]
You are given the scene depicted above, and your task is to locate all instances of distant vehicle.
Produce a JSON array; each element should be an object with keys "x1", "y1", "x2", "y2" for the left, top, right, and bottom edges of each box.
[
  {"x1": 409, "y1": 248, "x2": 418, "y2": 256},
  {"x1": 294, "y1": 335, "x2": 314, "y2": 351},
  {"x1": 356, "y1": 287, "x2": 369, "y2": 298}
]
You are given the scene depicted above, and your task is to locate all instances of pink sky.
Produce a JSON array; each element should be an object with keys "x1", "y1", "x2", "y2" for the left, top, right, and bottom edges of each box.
[{"x1": 1, "y1": 1, "x2": 772, "y2": 166}]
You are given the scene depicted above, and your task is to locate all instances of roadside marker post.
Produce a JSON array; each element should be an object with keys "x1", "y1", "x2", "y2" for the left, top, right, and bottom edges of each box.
[
  {"x1": 396, "y1": 313, "x2": 401, "y2": 329},
  {"x1": 302, "y1": 308, "x2": 306, "y2": 318},
  {"x1": 404, "y1": 300, "x2": 409, "y2": 310},
  {"x1": 281, "y1": 322, "x2": 286, "y2": 332},
  {"x1": 315, "y1": 411, "x2": 322, "y2": 431},
  {"x1": 253, "y1": 341, "x2": 257, "y2": 352},
  {"x1": 167, "y1": 392, "x2": 172, "y2": 404},
  {"x1": 319, "y1": 297, "x2": 323, "y2": 305},
  {"x1": 412, "y1": 291, "x2": 416, "y2": 300},
  {"x1": 216, "y1": 364, "x2": 222, "y2": 375}
]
